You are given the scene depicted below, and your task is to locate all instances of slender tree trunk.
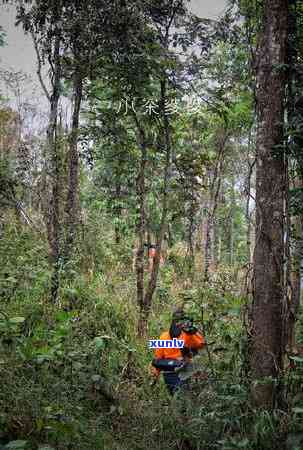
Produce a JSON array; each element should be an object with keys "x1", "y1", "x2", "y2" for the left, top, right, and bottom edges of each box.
[
  {"x1": 136, "y1": 7, "x2": 178, "y2": 336},
  {"x1": 229, "y1": 176, "x2": 236, "y2": 266},
  {"x1": 213, "y1": 189, "x2": 222, "y2": 269},
  {"x1": 136, "y1": 152, "x2": 146, "y2": 315},
  {"x1": 64, "y1": 69, "x2": 83, "y2": 263},
  {"x1": 203, "y1": 129, "x2": 227, "y2": 281},
  {"x1": 47, "y1": 34, "x2": 62, "y2": 303},
  {"x1": 113, "y1": 181, "x2": 122, "y2": 245},
  {"x1": 245, "y1": 156, "x2": 255, "y2": 266},
  {"x1": 204, "y1": 157, "x2": 223, "y2": 280},
  {"x1": 187, "y1": 186, "x2": 196, "y2": 277},
  {"x1": 134, "y1": 117, "x2": 147, "y2": 334},
  {"x1": 250, "y1": 0, "x2": 288, "y2": 408},
  {"x1": 204, "y1": 209, "x2": 213, "y2": 281},
  {"x1": 138, "y1": 78, "x2": 171, "y2": 337}
]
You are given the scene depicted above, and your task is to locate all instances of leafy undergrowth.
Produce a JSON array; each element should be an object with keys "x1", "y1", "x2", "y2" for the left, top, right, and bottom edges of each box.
[{"x1": 0, "y1": 255, "x2": 302, "y2": 450}]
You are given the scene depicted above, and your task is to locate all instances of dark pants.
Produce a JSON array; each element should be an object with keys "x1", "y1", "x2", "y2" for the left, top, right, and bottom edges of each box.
[{"x1": 163, "y1": 372, "x2": 189, "y2": 396}]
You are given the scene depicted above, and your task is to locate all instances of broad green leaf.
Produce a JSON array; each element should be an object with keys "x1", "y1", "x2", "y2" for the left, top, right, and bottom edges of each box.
[
  {"x1": 6, "y1": 277, "x2": 18, "y2": 284},
  {"x1": 292, "y1": 407, "x2": 303, "y2": 414},
  {"x1": 9, "y1": 317, "x2": 25, "y2": 324},
  {"x1": 93, "y1": 337, "x2": 106, "y2": 350}
]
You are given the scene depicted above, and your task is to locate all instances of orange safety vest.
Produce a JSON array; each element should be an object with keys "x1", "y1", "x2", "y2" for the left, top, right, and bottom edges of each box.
[
  {"x1": 149, "y1": 248, "x2": 157, "y2": 258},
  {"x1": 152, "y1": 330, "x2": 205, "y2": 375}
]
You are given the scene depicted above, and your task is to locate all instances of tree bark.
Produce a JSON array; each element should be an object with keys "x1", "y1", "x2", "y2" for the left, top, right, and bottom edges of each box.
[
  {"x1": 204, "y1": 206, "x2": 214, "y2": 281},
  {"x1": 133, "y1": 115, "x2": 147, "y2": 333},
  {"x1": 203, "y1": 131, "x2": 226, "y2": 281},
  {"x1": 114, "y1": 182, "x2": 122, "y2": 245},
  {"x1": 187, "y1": 182, "x2": 196, "y2": 277},
  {"x1": 229, "y1": 176, "x2": 235, "y2": 266},
  {"x1": 250, "y1": 0, "x2": 288, "y2": 408},
  {"x1": 64, "y1": 69, "x2": 83, "y2": 263},
  {"x1": 47, "y1": 34, "x2": 62, "y2": 303}
]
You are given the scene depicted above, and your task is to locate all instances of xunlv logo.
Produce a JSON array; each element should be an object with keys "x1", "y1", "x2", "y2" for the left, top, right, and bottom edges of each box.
[{"x1": 149, "y1": 339, "x2": 184, "y2": 349}]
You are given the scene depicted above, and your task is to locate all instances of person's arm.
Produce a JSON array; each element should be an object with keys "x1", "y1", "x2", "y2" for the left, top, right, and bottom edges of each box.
[{"x1": 184, "y1": 331, "x2": 205, "y2": 350}]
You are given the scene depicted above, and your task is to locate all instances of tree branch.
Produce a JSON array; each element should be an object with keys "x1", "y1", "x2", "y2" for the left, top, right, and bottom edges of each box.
[{"x1": 30, "y1": 30, "x2": 51, "y2": 102}]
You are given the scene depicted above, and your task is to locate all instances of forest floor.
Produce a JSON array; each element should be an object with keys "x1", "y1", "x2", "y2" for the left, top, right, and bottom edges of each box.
[{"x1": 0, "y1": 249, "x2": 302, "y2": 450}]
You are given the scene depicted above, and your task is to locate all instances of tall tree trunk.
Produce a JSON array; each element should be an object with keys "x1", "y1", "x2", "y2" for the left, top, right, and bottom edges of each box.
[
  {"x1": 187, "y1": 185, "x2": 196, "y2": 278},
  {"x1": 133, "y1": 116, "x2": 147, "y2": 336},
  {"x1": 47, "y1": 34, "x2": 62, "y2": 303},
  {"x1": 250, "y1": 0, "x2": 288, "y2": 408},
  {"x1": 114, "y1": 182, "x2": 122, "y2": 245},
  {"x1": 203, "y1": 139, "x2": 225, "y2": 281},
  {"x1": 136, "y1": 7, "x2": 178, "y2": 336},
  {"x1": 137, "y1": 78, "x2": 171, "y2": 337},
  {"x1": 204, "y1": 209, "x2": 214, "y2": 281},
  {"x1": 213, "y1": 189, "x2": 223, "y2": 269},
  {"x1": 229, "y1": 176, "x2": 235, "y2": 266},
  {"x1": 64, "y1": 69, "x2": 83, "y2": 264}
]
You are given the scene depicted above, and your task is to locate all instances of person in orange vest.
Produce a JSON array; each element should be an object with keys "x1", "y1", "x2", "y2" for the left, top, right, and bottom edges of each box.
[{"x1": 150, "y1": 309, "x2": 206, "y2": 395}]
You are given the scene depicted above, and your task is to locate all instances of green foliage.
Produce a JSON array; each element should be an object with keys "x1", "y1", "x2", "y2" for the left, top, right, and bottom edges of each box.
[
  {"x1": 0, "y1": 225, "x2": 300, "y2": 450},
  {"x1": 0, "y1": 225, "x2": 49, "y2": 301},
  {"x1": 1, "y1": 0, "x2": 301, "y2": 449}
]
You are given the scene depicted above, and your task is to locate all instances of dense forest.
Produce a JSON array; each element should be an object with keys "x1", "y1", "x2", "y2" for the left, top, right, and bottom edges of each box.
[{"x1": 0, "y1": 0, "x2": 303, "y2": 449}]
